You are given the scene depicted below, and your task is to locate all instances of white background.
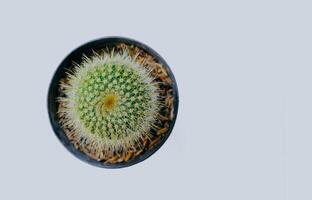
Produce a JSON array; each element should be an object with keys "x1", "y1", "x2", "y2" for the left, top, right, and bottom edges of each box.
[{"x1": 0, "y1": 0, "x2": 311, "y2": 199}]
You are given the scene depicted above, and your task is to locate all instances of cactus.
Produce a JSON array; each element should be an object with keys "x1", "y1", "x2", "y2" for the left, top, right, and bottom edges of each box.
[{"x1": 58, "y1": 51, "x2": 161, "y2": 153}]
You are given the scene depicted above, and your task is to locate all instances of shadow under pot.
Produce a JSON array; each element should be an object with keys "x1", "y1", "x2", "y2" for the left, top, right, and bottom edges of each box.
[{"x1": 48, "y1": 37, "x2": 179, "y2": 168}]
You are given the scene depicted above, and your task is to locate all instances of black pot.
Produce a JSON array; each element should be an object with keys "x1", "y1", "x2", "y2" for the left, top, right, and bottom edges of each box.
[{"x1": 47, "y1": 37, "x2": 179, "y2": 168}]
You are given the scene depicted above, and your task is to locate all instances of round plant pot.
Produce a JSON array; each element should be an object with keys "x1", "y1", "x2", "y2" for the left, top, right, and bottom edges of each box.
[{"x1": 48, "y1": 37, "x2": 179, "y2": 168}]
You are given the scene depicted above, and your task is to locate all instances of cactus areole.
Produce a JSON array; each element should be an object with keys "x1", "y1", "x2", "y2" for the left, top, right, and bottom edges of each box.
[{"x1": 48, "y1": 37, "x2": 178, "y2": 168}]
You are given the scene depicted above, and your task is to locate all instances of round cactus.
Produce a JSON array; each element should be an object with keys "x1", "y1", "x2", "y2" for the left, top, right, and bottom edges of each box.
[{"x1": 59, "y1": 52, "x2": 160, "y2": 153}]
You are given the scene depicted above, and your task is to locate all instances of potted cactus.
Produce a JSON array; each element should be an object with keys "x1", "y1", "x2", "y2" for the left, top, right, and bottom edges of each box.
[{"x1": 48, "y1": 37, "x2": 178, "y2": 168}]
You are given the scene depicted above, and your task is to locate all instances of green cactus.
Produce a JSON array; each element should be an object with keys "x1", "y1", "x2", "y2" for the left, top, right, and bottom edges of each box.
[{"x1": 59, "y1": 51, "x2": 160, "y2": 152}]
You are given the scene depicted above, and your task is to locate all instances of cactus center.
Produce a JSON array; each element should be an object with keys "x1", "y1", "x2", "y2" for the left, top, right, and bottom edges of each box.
[{"x1": 101, "y1": 94, "x2": 118, "y2": 111}]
